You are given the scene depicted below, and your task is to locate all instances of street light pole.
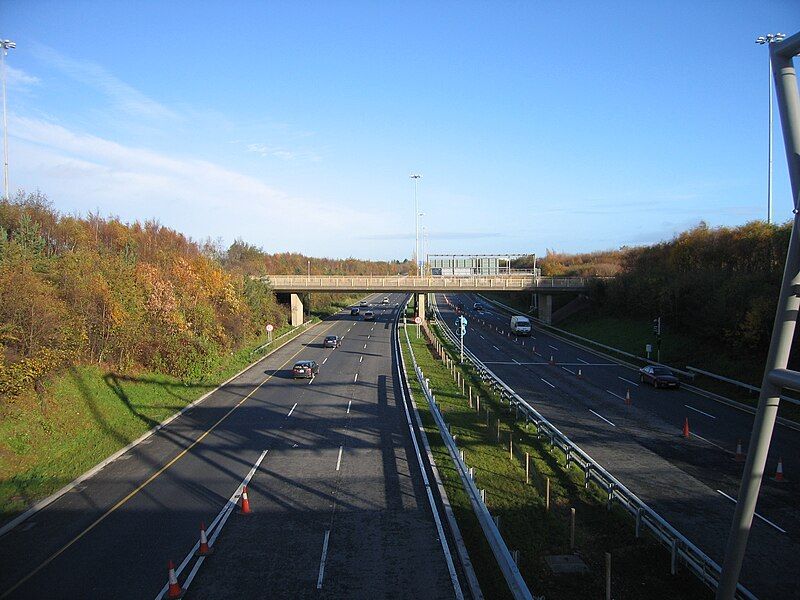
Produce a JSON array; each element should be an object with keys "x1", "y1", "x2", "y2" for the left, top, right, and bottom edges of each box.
[
  {"x1": 1, "y1": 39, "x2": 16, "y2": 202},
  {"x1": 756, "y1": 33, "x2": 785, "y2": 224},
  {"x1": 410, "y1": 173, "x2": 422, "y2": 274}
]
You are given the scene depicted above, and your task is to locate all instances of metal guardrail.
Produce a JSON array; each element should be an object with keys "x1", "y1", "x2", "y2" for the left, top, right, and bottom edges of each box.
[
  {"x1": 431, "y1": 300, "x2": 756, "y2": 600},
  {"x1": 687, "y1": 365, "x2": 800, "y2": 407},
  {"x1": 401, "y1": 300, "x2": 534, "y2": 600},
  {"x1": 262, "y1": 275, "x2": 592, "y2": 292}
]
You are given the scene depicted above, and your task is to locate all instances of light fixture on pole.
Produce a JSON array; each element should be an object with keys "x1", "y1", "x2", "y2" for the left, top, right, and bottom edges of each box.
[
  {"x1": 1, "y1": 39, "x2": 16, "y2": 201},
  {"x1": 756, "y1": 32, "x2": 785, "y2": 224},
  {"x1": 410, "y1": 173, "x2": 422, "y2": 274}
]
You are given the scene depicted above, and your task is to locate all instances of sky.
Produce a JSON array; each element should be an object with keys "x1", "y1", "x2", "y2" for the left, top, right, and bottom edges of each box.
[{"x1": 2, "y1": 1, "x2": 798, "y2": 260}]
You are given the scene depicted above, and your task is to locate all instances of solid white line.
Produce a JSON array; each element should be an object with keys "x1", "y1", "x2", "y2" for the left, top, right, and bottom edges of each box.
[
  {"x1": 364, "y1": 343, "x2": 368, "y2": 349},
  {"x1": 368, "y1": 335, "x2": 371, "y2": 339},
  {"x1": 359, "y1": 355, "x2": 363, "y2": 363},
  {"x1": 540, "y1": 378, "x2": 556, "y2": 389},
  {"x1": 347, "y1": 400, "x2": 352, "y2": 414},
  {"x1": 691, "y1": 432, "x2": 728, "y2": 452},
  {"x1": 619, "y1": 377, "x2": 639, "y2": 387},
  {"x1": 316, "y1": 529, "x2": 331, "y2": 589},
  {"x1": 493, "y1": 345, "x2": 501, "y2": 351},
  {"x1": 716, "y1": 490, "x2": 786, "y2": 533},
  {"x1": 322, "y1": 357, "x2": 328, "y2": 365},
  {"x1": 287, "y1": 403, "x2": 297, "y2": 417},
  {"x1": 589, "y1": 409, "x2": 616, "y2": 427},
  {"x1": 308, "y1": 376, "x2": 315, "y2": 385},
  {"x1": 685, "y1": 404, "x2": 717, "y2": 419},
  {"x1": 562, "y1": 367, "x2": 576, "y2": 375},
  {"x1": 479, "y1": 334, "x2": 485, "y2": 339},
  {"x1": 548, "y1": 344, "x2": 559, "y2": 351},
  {"x1": 606, "y1": 390, "x2": 626, "y2": 402},
  {"x1": 512, "y1": 359, "x2": 521, "y2": 365},
  {"x1": 336, "y1": 446, "x2": 343, "y2": 471},
  {"x1": 577, "y1": 357, "x2": 589, "y2": 364},
  {"x1": 354, "y1": 373, "x2": 358, "y2": 383}
]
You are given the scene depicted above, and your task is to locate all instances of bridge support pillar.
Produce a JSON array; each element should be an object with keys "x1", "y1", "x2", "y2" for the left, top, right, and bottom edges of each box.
[
  {"x1": 290, "y1": 293, "x2": 304, "y2": 327},
  {"x1": 416, "y1": 293, "x2": 426, "y2": 323},
  {"x1": 537, "y1": 294, "x2": 553, "y2": 325}
]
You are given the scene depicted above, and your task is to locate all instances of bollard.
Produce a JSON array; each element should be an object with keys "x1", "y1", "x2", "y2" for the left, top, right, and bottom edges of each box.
[
  {"x1": 525, "y1": 452, "x2": 530, "y2": 484},
  {"x1": 546, "y1": 477, "x2": 551, "y2": 512},
  {"x1": 605, "y1": 552, "x2": 612, "y2": 600},
  {"x1": 570, "y1": 507, "x2": 576, "y2": 550}
]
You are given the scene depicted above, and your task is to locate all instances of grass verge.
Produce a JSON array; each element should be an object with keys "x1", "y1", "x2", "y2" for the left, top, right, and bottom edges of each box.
[{"x1": 400, "y1": 321, "x2": 711, "y2": 599}]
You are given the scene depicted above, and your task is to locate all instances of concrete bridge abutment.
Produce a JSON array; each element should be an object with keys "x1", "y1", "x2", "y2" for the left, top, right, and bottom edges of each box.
[
  {"x1": 290, "y1": 293, "x2": 304, "y2": 327},
  {"x1": 537, "y1": 293, "x2": 553, "y2": 325}
]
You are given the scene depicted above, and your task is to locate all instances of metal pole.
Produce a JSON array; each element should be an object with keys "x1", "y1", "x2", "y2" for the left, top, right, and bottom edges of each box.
[
  {"x1": 769, "y1": 56, "x2": 774, "y2": 224},
  {"x1": 0, "y1": 40, "x2": 13, "y2": 201},
  {"x1": 717, "y1": 35, "x2": 800, "y2": 599}
]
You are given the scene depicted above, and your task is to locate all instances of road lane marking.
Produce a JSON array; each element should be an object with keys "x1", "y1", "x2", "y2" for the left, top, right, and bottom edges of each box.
[
  {"x1": 364, "y1": 343, "x2": 367, "y2": 349},
  {"x1": 606, "y1": 390, "x2": 627, "y2": 402},
  {"x1": 691, "y1": 432, "x2": 728, "y2": 452},
  {"x1": 562, "y1": 367, "x2": 576, "y2": 375},
  {"x1": 577, "y1": 357, "x2": 589, "y2": 364},
  {"x1": 354, "y1": 373, "x2": 358, "y2": 383},
  {"x1": 347, "y1": 400, "x2": 352, "y2": 414},
  {"x1": 619, "y1": 377, "x2": 639, "y2": 387},
  {"x1": 716, "y1": 490, "x2": 786, "y2": 533},
  {"x1": 359, "y1": 355, "x2": 363, "y2": 363},
  {"x1": 0, "y1": 319, "x2": 339, "y2": 599},
  {"x1": 540, "y1": 378, "x2": 556, "y2": 389},
  {"x1": 589, "y1": 409, "x2": 616, "y2": 427},
  {"x1": 316, "y1": 529, "x2": 331, "y2": 589},
  {"x1": 368, "y1": 335, "x2": 371, "y2": 339},
  {"x1": 479, "y1": 334, "x2": 485, "y2": 339},
  {"x1": 548, "y1": 345, "x2": 559, "y2": 351},
  {"x1": 308, "y1": 376, "x2": 315, "y2": 385},
  {"x1": 322, "y1": 357, "x2": 328, "y2": 365},
  {"x1": 287, "y1": 403, "x2": 297, "y2": 417},
  {"x1": 493, "y1": 345, "x2": 501, "y2": 351},
  {"x1": 512, "y1": 359, "x2": 521, "y2": 365},
  {"x1": 685, "y1": 405, "x2": 717, "y2": 419},
  {"x1": 336, "y1": 446, "x2": 343, "y2": 471}
]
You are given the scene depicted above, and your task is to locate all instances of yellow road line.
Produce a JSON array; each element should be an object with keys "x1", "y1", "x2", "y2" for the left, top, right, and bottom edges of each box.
[{"x1": 1, "y1": 320, "x2": 336, "y2": 598}]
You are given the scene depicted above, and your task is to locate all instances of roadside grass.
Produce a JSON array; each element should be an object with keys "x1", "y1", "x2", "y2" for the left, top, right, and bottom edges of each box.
[
  {"x1": 400, "y1": 321, "x2": 711, "y2": 599},
  {"x1": 482, "y1": 293, "x2": 800, "y2": 422},
  {"x1": 0, "y1": 319, "x2": 315, "y2": 520}
]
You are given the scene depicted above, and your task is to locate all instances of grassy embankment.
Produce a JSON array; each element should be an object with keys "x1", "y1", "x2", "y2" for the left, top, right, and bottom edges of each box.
[
  {"x1": 482, "y1": 292, "x2": 800, "y2": 421},
  {"x1": 399, "y1": 316, "x2": 711, "y2": 599},
  {"x1": 0, "y1": 294, "x2": 360, "y2": 520}
]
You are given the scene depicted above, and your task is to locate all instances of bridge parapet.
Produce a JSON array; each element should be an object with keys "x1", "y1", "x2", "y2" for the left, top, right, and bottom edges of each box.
[{"x1": 262, "y1": 274, "x2": 597, "y2": 292}]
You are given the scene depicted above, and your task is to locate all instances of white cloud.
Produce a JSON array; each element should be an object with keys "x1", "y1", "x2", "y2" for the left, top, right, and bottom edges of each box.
[
  {"x1": 7, "y1": 66, "x2": 40, "y2": 89},
  {"x1": 9, "y1": 115, "x2": 382, "y2": 253},
  {"x1": 245, "y1": 142, "x2": 319, "y2": 162}
]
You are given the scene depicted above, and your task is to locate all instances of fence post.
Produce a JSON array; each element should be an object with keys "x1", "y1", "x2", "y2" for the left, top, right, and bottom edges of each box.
[
  {"x1": 546, "y1": 477, "x2": 551, "y2": 512},
  {"x1": 605, "y1": 552, "x2": 612, "y2": 600},
  {"x1": 584, "y1": 465, "x2": 590, "y2": 489},
  {"x1": 570, "y1": 507, "x2": 576, "y2": 550},
  {"x1": 607, "y1": 483, "x2": 614, "y2": 511},
  {"x1": 480, "y1": 489, "x2": 486, "y2": 504},
  {"x1": 509, "y1": 434, "x2": 513, "y2": 460},
  {"x1": 525, "y1": 452, "x2": 530, "y2": 484},
  {"x1": 496, "y1": 419, "x2": 501, "y2": 442},
  {"x1": 670, "y1": 539, "x2": 677, "y2": 575},
  {"x1": 476, "y1": 395, "x2": 480, "y2": 412}
]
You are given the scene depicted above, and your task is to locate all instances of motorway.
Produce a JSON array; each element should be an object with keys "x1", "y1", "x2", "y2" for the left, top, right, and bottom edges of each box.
[
  {"x1": 436, "y1": 292, "x2": 800, "y2": 600},
  {"x1": 0, "y1": 293, "x2": 458, "y2": 599}
]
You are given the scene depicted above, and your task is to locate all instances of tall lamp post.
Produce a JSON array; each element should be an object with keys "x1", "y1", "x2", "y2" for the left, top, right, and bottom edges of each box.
[
  {"x1": 756, "y1": 33, "x2": 785, "y2": 224},
  {"x1": 1, "y1": 39, "x2": 15, "y2": 201},
  {"x1": 410, "y1": 173, "x2": 422, "y2": 274}
]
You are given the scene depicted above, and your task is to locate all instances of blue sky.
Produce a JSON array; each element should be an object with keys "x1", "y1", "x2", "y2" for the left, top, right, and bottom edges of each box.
[{"x1": 2, "y1": 1, "x2": 797, "y2": 260}]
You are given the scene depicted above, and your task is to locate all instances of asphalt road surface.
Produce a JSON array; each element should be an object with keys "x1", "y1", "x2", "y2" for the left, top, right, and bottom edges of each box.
[
  {"x1": 0, "y1": 293, "x2": 457, "y2": 600},
  {"x1": 436, "y1": 292, "x2": 800, "y2": 600}
]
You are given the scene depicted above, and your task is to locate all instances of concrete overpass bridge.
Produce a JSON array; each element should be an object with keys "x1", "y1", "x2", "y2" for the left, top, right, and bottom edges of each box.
[{"x1": 262, "y1": 274, "x2": 596, "y2": 325}]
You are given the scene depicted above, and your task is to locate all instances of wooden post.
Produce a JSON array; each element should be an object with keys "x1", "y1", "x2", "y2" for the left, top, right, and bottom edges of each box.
[
  {"x1": 469, "y1": 386, "x2": 473, "y2": 408},
  {"x1": 570, "y1": 507, "x2": 576, "y2": 550},
  {"x1": 525, "y1": 452, "x2": 530, "y2": 484},
  {"x1": 605, "y1": 552, "x2": 612, "y2": 600},
  {"x1": 546, "y1": 477, "x2": 551, "y2": 512},
  {"x1": 496, "y1": 419, "x2": 501, "y2": 442},
  {"x1": 509, "y1": 433, "x2": 513, "y2": 460}
]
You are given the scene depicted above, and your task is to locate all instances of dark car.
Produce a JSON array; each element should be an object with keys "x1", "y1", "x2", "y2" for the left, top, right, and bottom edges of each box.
[
  {"x1": 350, "y1": 307, "x2": 360, "y2": 316},
  {"x1": 364, "y1": 311, "x2": 375, "y2": 321},
  {"x1": 639, "y1": 365, "x2": 680, "y2": 389},
  {"x1": 293, "y1": 360, "x2": 319, "y2": 379},
  {"x1": 473, "y1": 302, "x2": 484, "y2": 311},
  {"x1": 323, "y1": 335, "x2": 341, "y2": 348}
]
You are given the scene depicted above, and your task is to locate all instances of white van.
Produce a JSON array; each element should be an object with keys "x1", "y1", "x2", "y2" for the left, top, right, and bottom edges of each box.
[{"x1": 510, "y1": 315, "x2": 532, "y2": 336}]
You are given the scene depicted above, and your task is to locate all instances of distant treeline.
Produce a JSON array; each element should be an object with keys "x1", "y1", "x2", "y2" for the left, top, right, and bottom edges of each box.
[
  {"x1": 0, "y1": 192, "x2": 410, "y2": 399},
  {"x1": 516, "y1": 221, "x2": 790, "y2": 354}
]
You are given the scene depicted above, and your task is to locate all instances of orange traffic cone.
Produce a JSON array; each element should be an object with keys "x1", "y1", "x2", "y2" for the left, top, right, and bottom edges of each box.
[
  {"x1": 239, "y1": 485, "x2": 252, "y2": 514},
  {"x1": 577, "y1": 368, "x2": 582, "y2": 378},
  {"x1": 733, "y1": 439, "x2": 745, "y2": 463},
  {"x1": 195, "y1": 522, "x2": 214, "y2": 556},
  {"x1": 774, "y1": 457, "x2": 785, "y2": 482},
  {"x1": 682, "y1": 417, "x2": 690, "y2": 438},
  {"x1": 625, "y1": 389, "x2": 632, "y2": 405},
  {"x1": 166, "y1": 560, "x2": 184, "y2": 599}
]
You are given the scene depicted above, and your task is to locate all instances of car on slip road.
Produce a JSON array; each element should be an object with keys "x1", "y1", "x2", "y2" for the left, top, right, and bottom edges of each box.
[
  {"x1": 364, "y1": 311, "x2": 375, "y2": 321},
  {"x1": 382, "y1": 297, "x2": 390, "y2": 304},
  {"x1": 350, "y1": 307, "x2": 360, "y2": 316},
  {"x1": 639, "y1": 365, "x2": 680, "y2": 389},
  {"x1": 359, "y1": 301, "x2": 369, "y2": 307},
  {"x1": 292, "y1": 360, "x2": 319, "y2": 379},
  {"x1": 323, "y1": 335, "x2": 341, "y2": 348}
]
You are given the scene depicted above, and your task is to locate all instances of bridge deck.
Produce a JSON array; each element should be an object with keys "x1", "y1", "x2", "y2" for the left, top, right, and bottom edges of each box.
[{"x1": 262, "y1": 275, "x2": 591, "y2": 292}]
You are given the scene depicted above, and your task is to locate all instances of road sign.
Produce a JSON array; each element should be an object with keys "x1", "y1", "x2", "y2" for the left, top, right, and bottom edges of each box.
[
  {"x1": 414, "y1": 316, "x2": 422, "y2": 324},
  {"x1": 266, "y1": 324, "x2": 274, "y2": 332}
]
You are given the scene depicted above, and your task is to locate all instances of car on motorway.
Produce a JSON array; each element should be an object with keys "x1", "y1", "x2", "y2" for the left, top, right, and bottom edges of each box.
[
  {"x1": 292, "y1": 360, "x2": 319, "y2": 379},
  {"x1": 323, "y1": 335, "x2": 341, "y2": 348},
  {"x1": 359, "y1": 300, "x2": 368, "y2": 307},
  {"x1": 350, "y1": 307, "x2": 360, "y2": 316},
  {"x1": 364, "y1": 311, "x2": 375, "y2": 321},
  {"x1": 639, "y1": 365, "x2": 680, "y2": 389},
  {"x1": 473, "y1": 302, "x2": 484, "y2": 311},
  {"x1": 510, "y1": 315, "x2": 532, "y2": 336},
  {"x1": 382, "y1": 297, "x2": 390, "y2": 304}
]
